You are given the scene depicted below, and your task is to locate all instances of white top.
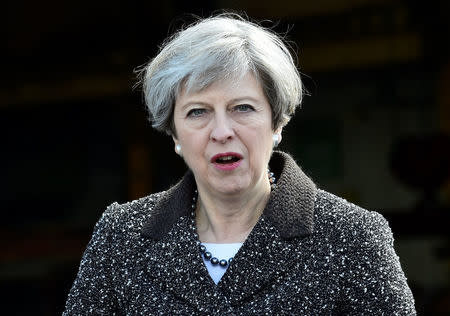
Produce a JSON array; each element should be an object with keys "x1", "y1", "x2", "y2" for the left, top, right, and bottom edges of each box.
[{"x1": 202, "y1": 242, "x2": 243, "y2": 284}]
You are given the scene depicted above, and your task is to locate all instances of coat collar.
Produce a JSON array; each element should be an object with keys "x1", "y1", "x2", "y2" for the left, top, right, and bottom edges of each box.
[
  {"x1": 141, "y1": 151, "x2": 317, "y2": 239},
  {"x1": 139, "y1": 151, "x2": 317, "y2": 309}
]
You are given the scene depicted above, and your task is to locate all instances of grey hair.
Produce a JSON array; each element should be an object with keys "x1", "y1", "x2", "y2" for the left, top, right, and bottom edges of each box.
[{"x1": 137, "y1": 13, "x2": 303, "y2": 136}]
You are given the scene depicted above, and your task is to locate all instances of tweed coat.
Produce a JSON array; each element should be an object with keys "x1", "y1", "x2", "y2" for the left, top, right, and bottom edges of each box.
[{"x1": 64, "y1": 151, "x2": 416, "y2": 315}]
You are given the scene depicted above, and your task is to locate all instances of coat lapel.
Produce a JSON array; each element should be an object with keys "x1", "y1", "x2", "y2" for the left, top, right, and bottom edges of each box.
[
  {"x1": 217, "y1": 216, "x2": 299, "y2": 305},
  {"x1": 140, "y1": 172, "x2": 235, "y2": 313},
  {"x1": 218, "y1": 152, "x2": 317, "y2": 304},
  {"x1": 140, "y1": 216, "x2": 235, "y2": 314}
]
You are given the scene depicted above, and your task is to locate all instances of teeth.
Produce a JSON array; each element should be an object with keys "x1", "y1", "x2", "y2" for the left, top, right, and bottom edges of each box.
[{"x1": 216, "y1": 155, "x2": 237, "y2": 163}]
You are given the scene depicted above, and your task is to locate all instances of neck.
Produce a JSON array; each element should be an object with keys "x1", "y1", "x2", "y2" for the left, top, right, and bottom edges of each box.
[{"x1": 195, "y1": 178, "x2": 271, "y2": 243}]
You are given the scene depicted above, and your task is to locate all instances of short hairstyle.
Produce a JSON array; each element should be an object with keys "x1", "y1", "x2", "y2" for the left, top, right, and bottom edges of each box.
[{"x1": 138, "y1": 13, "x2": 303, "y2": 136}]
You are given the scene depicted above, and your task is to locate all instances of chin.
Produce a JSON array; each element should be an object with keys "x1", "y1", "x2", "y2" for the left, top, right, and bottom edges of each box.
[
  {"x1": 212, "y1": 181, "x2": 249, "y2": 195},
  {"x1": 213, "y1": 184, "x2": 242, "y2": 194}
]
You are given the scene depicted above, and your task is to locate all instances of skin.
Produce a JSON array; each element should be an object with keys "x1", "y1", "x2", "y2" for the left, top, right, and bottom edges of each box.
[{"x1": 172, "y1": 72, "x2": 282, "y2": 243}]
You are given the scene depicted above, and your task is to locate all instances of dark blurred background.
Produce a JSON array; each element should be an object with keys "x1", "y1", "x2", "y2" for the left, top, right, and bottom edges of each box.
[{"x1": 3, "y1": 0, "x2": 450, "y2": 314}]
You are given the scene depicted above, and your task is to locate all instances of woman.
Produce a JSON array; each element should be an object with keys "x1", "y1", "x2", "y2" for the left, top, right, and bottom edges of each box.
[{"x1": 64, "y1": 14, "x2": 416, "y2": 315}]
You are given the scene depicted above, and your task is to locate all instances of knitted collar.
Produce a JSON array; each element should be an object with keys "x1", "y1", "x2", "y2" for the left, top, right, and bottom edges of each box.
[{"x1": 141, "y1": 151, "x2": 317, "y2": 240}]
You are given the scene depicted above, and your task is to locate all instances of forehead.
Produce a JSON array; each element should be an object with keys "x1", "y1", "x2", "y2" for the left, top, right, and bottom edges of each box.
[{"x1": 175, "y1": 72, "x2": 266, "y2": 106}]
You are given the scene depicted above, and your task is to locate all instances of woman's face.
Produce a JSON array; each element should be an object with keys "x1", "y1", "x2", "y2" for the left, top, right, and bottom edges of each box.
[{"x1": 173, "y1": 73, "x2": 278, "y2": 198}]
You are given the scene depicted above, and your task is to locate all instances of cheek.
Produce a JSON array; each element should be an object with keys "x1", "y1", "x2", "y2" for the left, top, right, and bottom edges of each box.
[
  {"x1": 247, "y1": 129, "x2": 273, "y2": 160},
  {"x1": 235, "y1": 112, "x2": 269, "y2": 127},
  {"x1": 179, "y1": 131, "x2": 208, "y2": 161}
]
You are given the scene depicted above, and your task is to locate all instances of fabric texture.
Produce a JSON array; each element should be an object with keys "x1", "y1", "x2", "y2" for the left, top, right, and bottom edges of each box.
[{"x1": 64, "y1": 151, "x2": 416, "y2": 315}]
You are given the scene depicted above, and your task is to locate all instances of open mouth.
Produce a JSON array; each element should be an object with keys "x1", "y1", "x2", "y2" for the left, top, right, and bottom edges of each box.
[{"x1": 211, "y1": 153, "x2": 243, "y2": 164}]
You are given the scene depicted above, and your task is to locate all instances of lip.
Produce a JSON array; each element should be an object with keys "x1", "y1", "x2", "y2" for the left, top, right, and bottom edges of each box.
[{"x1": 211, "y1": 152, "x2": 243, "y2": 171}]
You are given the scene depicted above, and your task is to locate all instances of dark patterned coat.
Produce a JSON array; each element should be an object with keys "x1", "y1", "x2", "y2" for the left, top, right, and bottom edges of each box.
[{"x1": 64, "y1": 151, "x2": 416, "y2": 315}]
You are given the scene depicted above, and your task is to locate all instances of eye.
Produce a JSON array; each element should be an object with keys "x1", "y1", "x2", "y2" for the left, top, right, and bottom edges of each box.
[
  {"x1": 234, "y1": 104, "x2": 254, "y2": 112},
  {"x1": 187, "y1": 108, "x2": 206, "y2": 117}
]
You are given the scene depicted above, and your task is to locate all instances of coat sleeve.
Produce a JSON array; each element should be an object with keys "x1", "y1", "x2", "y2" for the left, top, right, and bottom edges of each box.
[
  {"x1": 340, "y1": 211, "x2": 416, "y2": 315},
  {"x1": 63, "y1": 203, "x2": 121, "y2": 315}
]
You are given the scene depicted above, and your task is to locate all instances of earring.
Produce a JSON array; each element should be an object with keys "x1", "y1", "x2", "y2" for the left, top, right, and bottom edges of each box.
[
  {"x1": 273, "y1": 134, "x2": 280, "y2": 147},
  {"x1": 175, "y1": 144, "x2": 182, "y2": 156}
]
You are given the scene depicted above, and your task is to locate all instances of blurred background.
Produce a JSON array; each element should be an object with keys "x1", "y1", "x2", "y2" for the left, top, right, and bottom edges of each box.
[{"x1": 3, "y1": 0, "x2": 450, "y2": 314}]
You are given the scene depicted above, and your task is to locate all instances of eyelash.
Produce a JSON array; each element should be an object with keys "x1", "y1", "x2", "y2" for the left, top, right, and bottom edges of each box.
[
  {"x1": 234, "y1": 104, "x2": 254, "y2": 112},
  {"x1": 186, "y1": 104, "x2": 255, "y2": 117},
  {"x1": 187, "y1": 108, "x2": 206, "y2": 117}
]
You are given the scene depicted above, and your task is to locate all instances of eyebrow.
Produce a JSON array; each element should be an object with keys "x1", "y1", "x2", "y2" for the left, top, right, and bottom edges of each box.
[
  {"x1": 179, "y1": 101, "x2": 209, "y2": 112},
  {"x1": 179, "y1": 96, "x2": 260, "y2": 111},
  {"x1": 228, "y1": 97, "x2": 260, "y2": 104}
]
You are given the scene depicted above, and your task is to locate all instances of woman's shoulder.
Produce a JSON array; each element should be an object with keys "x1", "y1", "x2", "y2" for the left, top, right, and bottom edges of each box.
[
  {"x1": 96, "y1": 191, "x2": 167, "y2": 236},
  {"x1": 314, "y1": 189, "x2": 392, "y2": 242}
]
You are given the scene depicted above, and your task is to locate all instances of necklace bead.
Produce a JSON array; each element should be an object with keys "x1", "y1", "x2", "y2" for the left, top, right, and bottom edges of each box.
[
  {"x1": 204, "y1": 251, "x2": 212, "y2": 260},
  {"x1": 211, "y1": 257, "x2": 219, "y2": 265}
]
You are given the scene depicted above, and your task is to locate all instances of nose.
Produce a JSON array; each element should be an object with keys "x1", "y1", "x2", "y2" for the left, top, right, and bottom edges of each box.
[{"x1": 210, "y1": 114, "x2": 234, "y2": 143}]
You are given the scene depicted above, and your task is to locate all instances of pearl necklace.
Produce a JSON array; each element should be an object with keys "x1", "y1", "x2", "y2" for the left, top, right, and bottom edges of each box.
[
  {"x1": 191, "y1": 170, "x2": 276, "y2": 268},
  {"x1": 191, "y1": 193, "x2": 232, "y2": 267}
]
